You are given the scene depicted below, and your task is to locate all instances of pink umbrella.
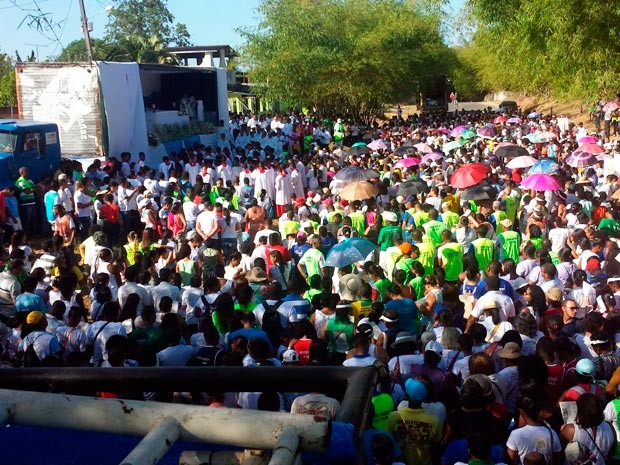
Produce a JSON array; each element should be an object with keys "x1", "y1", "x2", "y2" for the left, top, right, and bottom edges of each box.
[
  {"x1": 368, "y1": 139, "x2": 389, "y2": 151},
  {"x1": 578, "y1": 136, "x2": 598, "y2": 145},
  {"x1": 506, "y1": 156, "x2": 537, "y2": 169},
  {"x1": 437, "y1": 127, "x2": 450, "y2": 134},
  {"x1": 414, "y1": 143, "x2": 433, "y2": 153},
  {"x1": 494, "y1": 116, "x2": 508, "y2": 124},
  {"x1": 521, "y1": 173, "x2": 561, "y2": 191},
  {"x1": 573, "y1": 143, "x2": 604, "y2": 155},
  {"x1": 421, "y1": 152, "x2": 444, "y2": 164},
  {"x1": 450, "y1": 125, "x2": 469, "y2": 138},
  {"x1": 394, "y1": 157, "x2": 421, "y2": 169}
]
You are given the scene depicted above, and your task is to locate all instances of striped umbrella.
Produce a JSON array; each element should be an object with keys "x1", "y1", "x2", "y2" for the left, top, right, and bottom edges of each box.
[
  {"x1": 572, "y1": 143, "x2": 604, "y2": 155},
  {"x1": 450, "y1": 125, "x2": 470, "y2": 137},
  {"x1": 565, "y1": 151, "x2": 598, "y2": 168}
]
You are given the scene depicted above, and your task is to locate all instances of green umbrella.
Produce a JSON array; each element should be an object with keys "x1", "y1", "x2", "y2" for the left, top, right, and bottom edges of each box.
[
  {"x1": 352, "y1": 142, "x2": 367, "y2": 148},
  {"x1": 443, "y1": 140, "x2": 465, "y2": 152},
  {"x1": 460, "y1": 129, "x2": 476, "y2": 140}
]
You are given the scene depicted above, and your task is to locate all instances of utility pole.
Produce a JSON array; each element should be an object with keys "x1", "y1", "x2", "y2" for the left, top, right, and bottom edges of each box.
[{"x1": 78, "y1": 0, "x2": 93, "y2": 63}]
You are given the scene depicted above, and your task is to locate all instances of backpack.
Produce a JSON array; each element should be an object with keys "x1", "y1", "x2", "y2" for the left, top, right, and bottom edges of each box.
[
  {"x1": 22, "y1": 333, "x2": 44, "y2": 368},
  {"x1": 262, "y1": 300, "x2": 283, "y2": 347}
]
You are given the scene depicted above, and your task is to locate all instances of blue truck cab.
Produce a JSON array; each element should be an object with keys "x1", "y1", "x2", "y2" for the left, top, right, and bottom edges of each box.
[{"x1": 0, "y1": 119, "x2": 61, "y2": 188}]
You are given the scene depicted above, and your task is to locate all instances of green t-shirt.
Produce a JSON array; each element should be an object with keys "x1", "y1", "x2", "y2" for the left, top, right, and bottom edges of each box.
[
  {"x1": 498, "y1": 230, "x2": 520, "y2": 263},
  {"x1": 349, "y1": 211, "x2": 366, "y2": 236},
  {"x1": 378, "y1": 225, "x2": 402, "y2": 251},
  {"x1": 423, "y1": 220, "x2": 447, "y2": 246},
  {"x1": 299, "y1": 248, "x2": 325, "y2": 282},
  {"x1": 441, "y1": 211, "x2": 460, "y2": 230},
  {"x1": 325, "y1": 318, "x2": 354, "y2": 353},
  {"x1": 492, "y1": 210, "x2": 508, "y2": 233},
  {"x1": 375, "y1": 278, "x2": 391, "y2": 302},
  {"x1": 410, "y1": 276, "x2": 424, "y2": 301},
  {"x1": 472, "y1": 238, "x2": 495, "y2": 271},
  {"x1": 412, "y1": 211, "x2": 429, "y2": 228},
  {"x1": 599, "y1": 217, "x2": 620, "y2": 237},
  {"x1": 439, "y1": 242, "x2": 463, "y2": 282},
  {"x1": 417, "y1": 242, "x2": 435, "y2": 277},
  {"x1": 234, "y1": 301, "x2": 257, "y2": 312},
  {"x1": 530, "y1": 237, "x2": 543, "y2": 250},
  {"x1": 504, "y1": 196, "x2": 517, "y2": 223}
]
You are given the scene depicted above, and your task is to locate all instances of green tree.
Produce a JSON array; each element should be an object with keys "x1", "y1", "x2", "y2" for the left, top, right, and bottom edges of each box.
[
  {"x1": 0, "y1": 53, "x2": 16, "y2": 107},
  {"x1": 467, "y1": 0, "x2": 620, "y2": 99},
  {"x1": 54, "y1": 38, "x2": 113, "y2": 62},
  {"x1": 240, "y1": 0, "x2": 453, "y2": 121},
  {"x1": 104, "y1": 0, "x2": 191, "y2": 62}
]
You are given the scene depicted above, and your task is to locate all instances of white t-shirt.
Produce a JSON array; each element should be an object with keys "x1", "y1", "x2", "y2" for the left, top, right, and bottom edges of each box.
[
  {"x1": 343, "y1": 354, "x2": 376, "y2": 367},
  {"x1": 506, "y1": 424, "x2": 561, "y2": 465},
  {"x1": 548, "y1": 227, "x2": 569, "y2": 252},
  {"x1": 74, "y1": 190, "x2": 93, "y2": 218},
  {"x1": 196, "y1": 210, "x2": 218, "y2": 238}
]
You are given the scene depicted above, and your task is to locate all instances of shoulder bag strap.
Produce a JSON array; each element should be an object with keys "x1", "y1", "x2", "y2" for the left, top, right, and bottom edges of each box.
[{"x1": 93, "y1": 321, "x2": 111, "y2": 343}]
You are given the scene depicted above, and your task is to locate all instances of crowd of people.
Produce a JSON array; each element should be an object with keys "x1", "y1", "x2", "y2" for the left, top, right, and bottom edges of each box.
[{"x1": 4, "y1": 102, "x2": 620, "y2": 465}]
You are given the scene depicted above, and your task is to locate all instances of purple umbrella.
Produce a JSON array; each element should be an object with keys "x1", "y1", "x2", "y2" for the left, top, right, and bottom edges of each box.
[
  {"x1": 450, "y1": 125, "x2": 469, "y2": 138},
  {"x1": 565, "y1": 152, "x2": 598, "y2": 168},
  {"x1": 507, "y1": 117, "x2": 522, "y2": 124},
  {"x1": 577, "y1": 135, "x2": 598, "y2": 145},
  {"x1": 521, "y1": 174, "x2": 561, "y2": 191},
  {"x1": 477, "y1": 126, "x2": 496, "y2": 138},
  {"x1": 421, "y1": 152, "x2": 444, "y2": 164}
]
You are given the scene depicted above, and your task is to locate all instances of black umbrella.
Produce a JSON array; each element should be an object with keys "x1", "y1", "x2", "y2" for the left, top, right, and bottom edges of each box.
[
  {"x1": 397, "y1": 179, "x2": 428, "y2": 196},
  {"x1": 334, "y1": 166, "x2": 380, "y2": 183},
  {"x1": 345, "y1": 146, "x2": 372, "y2": 157},
  {"x1": 394, "y1": 146, "x2": 417, "y2": 156},
  {"x1": 494, "y1": 143, "x2": 529, "y2": 158},
  {"x1": 460, "y1": 181, "x2": 498, "y2": 201}
]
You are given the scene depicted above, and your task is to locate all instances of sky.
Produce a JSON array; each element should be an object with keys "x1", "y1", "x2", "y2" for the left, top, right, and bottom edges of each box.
[{"x1": 0, "y1": 0, "x2": 464, "y2": 61}]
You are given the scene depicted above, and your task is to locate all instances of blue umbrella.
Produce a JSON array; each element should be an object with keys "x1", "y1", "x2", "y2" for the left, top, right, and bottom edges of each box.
[
  {"x1": 528, "y1": 158, "x2": 560, "y2": 174},
  {"x1": 325, "y1": 238, "x2": 378, "y2": 268}
]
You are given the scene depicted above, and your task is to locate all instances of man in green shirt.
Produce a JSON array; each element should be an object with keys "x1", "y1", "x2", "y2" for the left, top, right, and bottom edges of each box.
[
  {"x1": 348, "y1": 201, "x2": 366, "y2": 236},
  {"x1": 412, "y1": 229, "x2": 435, "y2": 277},
  {"x1": 297, "y1": 237, "x2": 325, "y2": 283},
  {"x1": 491, "y1": 200, "x2": 508, "y2": 234},
  {"x1": 440, "y1": 202, "x2": 460, "y2": 230},
  {"x1": 495, "y1": 219, "x2": 521, "y2": 263},
  {"x1": 378, "y1": 211, "x2": 401, "y2": 251},
  {"x1": 422, "y1": 209, "x2": 447, "y2": 246},
  {"x1": 15, "y1": 166, "x2": 36, "y2": 230},
  {"x1": 470, "y1": 224, "x2": 495, "y2": 271},
  {"x1": 598, "y1": 208, "x2": 620, "y2": 237},
  {"x1": 438, "y1": 230, "x2": 463, "y2": 283}
]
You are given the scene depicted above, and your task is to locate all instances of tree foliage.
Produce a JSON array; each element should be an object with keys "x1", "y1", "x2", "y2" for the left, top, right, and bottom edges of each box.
[
  {"x1": 240, "y1": 0, "x2": 454, "y2": 120},
  {"x1": 104, "y1": 0, "x2": 191, "y2": 62},
  {"x1": 467, "y1": 0, "x2": 620, "y2": 99},
  {"x1": 0, "y1": 53, "x2": 16, "y2": 107},
  {"x1": 55, "y1": 38, "x2": 113, "y2": 62}
]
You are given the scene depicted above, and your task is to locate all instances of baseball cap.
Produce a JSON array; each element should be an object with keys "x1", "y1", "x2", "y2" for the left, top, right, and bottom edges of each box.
[
  {"x1": 26, "y1": 311, "x2": 44, "y2": 325},
  {"x1": 282, "y1": 349, "x2": 299, "y2": 363},
  {"x1": 380, "y1": 310, "x2": 399, "y2": 323},
  {"x1": 404, "y1": 378, "x2": 427, "y2": 402},
  {"x1": 399, "y1": 243, "x2": 412, "y2": 254},
  {"x1": 356, "y1": 323, "x2": 374, "y2": 339},
  {"x1": 576, "y1": 358, "x2": 596, "y2": 377}
]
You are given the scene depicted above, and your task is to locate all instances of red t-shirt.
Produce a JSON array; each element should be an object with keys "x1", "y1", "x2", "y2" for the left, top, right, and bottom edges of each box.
[
  {"x1": 99, "y1": 203, "x2": 120, "y2": 223},
  {"x1": 294, "y1": 339, "x2": 313, "y2": 366}
]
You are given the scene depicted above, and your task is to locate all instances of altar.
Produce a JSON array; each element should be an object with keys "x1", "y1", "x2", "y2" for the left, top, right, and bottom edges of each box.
[{"x1": 145, "y1": 110, "x2": 190, "y2": 131}]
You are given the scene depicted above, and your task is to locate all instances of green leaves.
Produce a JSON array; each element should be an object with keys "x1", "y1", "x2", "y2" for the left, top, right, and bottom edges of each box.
[
  {"x1": 240, "y1": 0, "x2": 452, "y2": 120},
  {"x1": 466, "y1": 0, "x2": 620, "y2": 99}
]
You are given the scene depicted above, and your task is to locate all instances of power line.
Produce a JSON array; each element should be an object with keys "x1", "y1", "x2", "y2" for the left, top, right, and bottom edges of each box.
[
  {"x1": 50, "y1": 0, "x2": 74, "y2": 55},
  {"x1": 12, "y1": 0, "x2": 64, "y2": 52}
]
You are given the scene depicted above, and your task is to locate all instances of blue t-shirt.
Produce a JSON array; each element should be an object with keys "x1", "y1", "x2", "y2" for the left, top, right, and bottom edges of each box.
[
  {"x1": 473, "y1": 278, "x2": 515, "y2": 301},
  {"x1": 226, "y1": 328, "x2": 272, "y2": 351},
  {"x1": 44, "y1": 191, "x2": 59, "y2": 222},
  {"x1": 385, "y1": 298, "x2": 417, "y2": 334}
]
